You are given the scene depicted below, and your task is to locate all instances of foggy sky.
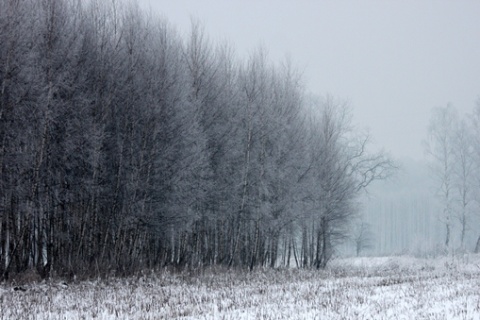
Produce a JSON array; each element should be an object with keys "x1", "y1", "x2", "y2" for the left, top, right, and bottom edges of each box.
[{"x1": 138, "y1": 0, "x2": 480, "y2": 161}]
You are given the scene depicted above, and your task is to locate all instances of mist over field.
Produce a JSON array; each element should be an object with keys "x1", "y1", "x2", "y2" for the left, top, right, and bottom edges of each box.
[{"x1": 1, "y1": 0, "x2": 480, "y2": 318}]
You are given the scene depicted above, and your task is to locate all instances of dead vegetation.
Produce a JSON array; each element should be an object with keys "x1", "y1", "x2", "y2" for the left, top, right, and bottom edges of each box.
[{"x1": 1, "y1": 256, "x2": 480, "y2": 319}]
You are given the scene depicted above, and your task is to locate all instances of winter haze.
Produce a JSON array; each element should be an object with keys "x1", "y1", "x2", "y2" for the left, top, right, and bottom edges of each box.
[
  {"x1": 139, "y1": 0, "x2": 480, "y2": 161},
  {"x1": 2, "y1": 0, "x2": 480, "y2": 318}
]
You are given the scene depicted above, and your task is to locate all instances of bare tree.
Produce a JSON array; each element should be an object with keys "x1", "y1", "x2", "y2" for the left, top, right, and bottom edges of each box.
[
  {"x1": 471, "y1": 100, "x2": 480, "y2": 253},
  {"x1": 425, "y1": 105, "x2": 458, "y2": 251},
  {"x1": 452, "y1": 118, "x2": 474, "y2": 249},
  {"x1": 351, "y1": 216, "x2": 374, "y2": 256},
  {"x1": 297, "y1": 96, "x2": 395, "y2": 268}
]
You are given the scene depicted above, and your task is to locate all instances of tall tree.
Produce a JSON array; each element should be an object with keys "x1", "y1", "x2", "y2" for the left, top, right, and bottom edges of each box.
[
  {"x1": 452, "y1": 118, "x2": 474, "y2": 249},
  {"x1": 471, "y1": 100, "x2": 480, "y2": 252},
  {"x1": 298, "y1": 96, "x2": 394, "y2": 268},
  {"x1": 425, "y1": 105, "x2": 458, "y2": 251}
]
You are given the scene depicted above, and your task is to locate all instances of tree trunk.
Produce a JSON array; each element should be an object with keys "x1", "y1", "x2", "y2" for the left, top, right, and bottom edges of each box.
[{"x1": 475, "y1": 235, "x2": 480, "y2": 254}]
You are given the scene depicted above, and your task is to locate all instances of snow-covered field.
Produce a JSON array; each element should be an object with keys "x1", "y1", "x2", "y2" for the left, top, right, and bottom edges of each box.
[{"x1": 2, "y1": 255, "x2": 480, "y2": 319}]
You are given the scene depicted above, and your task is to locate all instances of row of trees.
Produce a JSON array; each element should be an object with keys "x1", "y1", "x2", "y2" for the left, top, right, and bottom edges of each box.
[
  {"x1": 425, "y1": 102, "x2": 480, "y2": 252},
  {"x1": 0, "y1": 0, "x2": 393, "y2": 279}
]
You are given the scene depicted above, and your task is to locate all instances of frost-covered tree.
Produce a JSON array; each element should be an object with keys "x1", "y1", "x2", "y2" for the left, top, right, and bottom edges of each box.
[
  {"x1": 471, "y1": 101, "x2": 480, "y2": 252},
  {"x1": 452, "y1": 119, "x2": 475, "y2": 249},
  {"x1": 296, "y1": 96, "x2": 394, "y2": 268},
  {"x1": 425, "y1": 105, "x2": 458, "y2": 251},
  {"x1": 351, "y1": 215, "x2": 374, "y2": 256}
]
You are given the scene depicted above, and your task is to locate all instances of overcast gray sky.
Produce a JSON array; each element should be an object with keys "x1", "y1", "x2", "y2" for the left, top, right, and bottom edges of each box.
[{"x1": 138, "y1": 0, "x2": 480, "y2": 161}]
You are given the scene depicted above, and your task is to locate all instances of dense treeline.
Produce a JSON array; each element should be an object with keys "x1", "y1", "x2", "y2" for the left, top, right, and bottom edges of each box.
[{"x1": 0, "y1": 0, "x2": 393, "y2": 280}]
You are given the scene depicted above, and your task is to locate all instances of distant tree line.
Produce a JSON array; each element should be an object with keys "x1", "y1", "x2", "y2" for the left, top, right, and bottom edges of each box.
[{"x1": 0, "y1": 0, "x2": 393, "y2": 280}]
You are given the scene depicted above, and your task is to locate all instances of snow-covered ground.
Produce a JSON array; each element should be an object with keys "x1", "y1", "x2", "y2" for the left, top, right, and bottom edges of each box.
[{"x1": 2, "y1": 255, "x2": 480, "y2": 319}]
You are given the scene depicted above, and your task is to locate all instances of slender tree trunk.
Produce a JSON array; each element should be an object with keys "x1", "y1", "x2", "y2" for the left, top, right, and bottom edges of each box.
[
  {"x1": 315, "y1": 229, "x2": 322, "y2": 269},
  {"x1": 249, "y1": 221, "x2": 259, "y2": 271},
  {"x1": 292, "y1": 237, "x2": 299, "y2": 268},
  {"x1": 475, "y1": 235, "x2": 480, "y2": 253},
  {"x1": 445, "y1": 218, "x2": 450, "y2": 250},
  {"x1": 320, "y1": 217, "x2": 330, "y2": 269}
]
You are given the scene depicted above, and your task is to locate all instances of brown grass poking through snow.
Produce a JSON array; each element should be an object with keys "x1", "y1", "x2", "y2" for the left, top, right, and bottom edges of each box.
[{"x1": 1, "y1": 255, "x2": 480, "y2": 319}]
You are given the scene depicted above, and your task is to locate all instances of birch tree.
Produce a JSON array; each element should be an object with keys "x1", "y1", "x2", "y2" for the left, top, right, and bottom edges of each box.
[
  {"x1": 452, "y1": 119, "x2": 474, "y2": 249},
  {"x1": 471, "y1": 101, "x2": 480, "y2": 252},
  {"x1": 425, "y1": 105, "x2": 458, "y2": 251}
]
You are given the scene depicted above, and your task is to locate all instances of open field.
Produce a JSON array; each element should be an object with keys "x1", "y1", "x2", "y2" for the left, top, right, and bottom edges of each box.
[{"x1": 2, "y1": 255, "x2": 480, "y2": 319}]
